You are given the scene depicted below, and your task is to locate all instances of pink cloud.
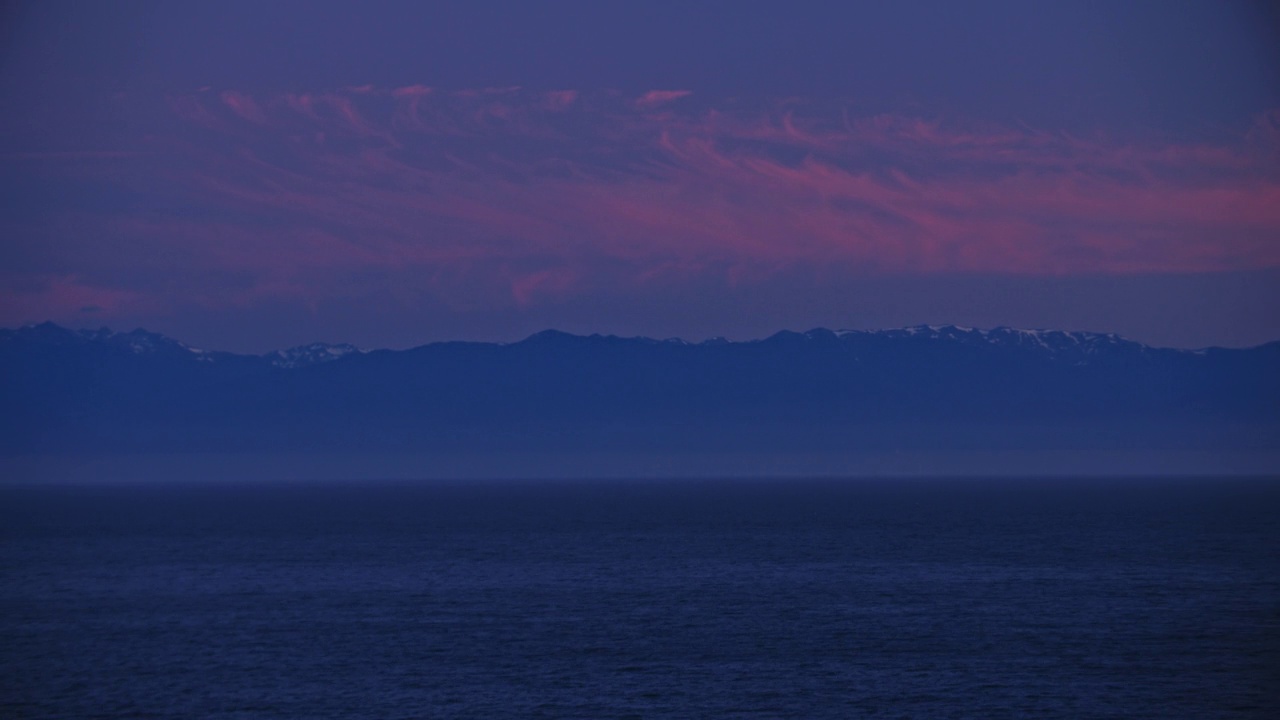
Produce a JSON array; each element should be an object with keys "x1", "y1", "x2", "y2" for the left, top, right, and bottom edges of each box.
[
  {"x1": 11, "y1": 88, "x2": 1279, "y2": 323},
  {"x1": 635, "y1": 90, "x2": 693, "y2": 109},
  {"x1": 510, "y1": 267, "x2": 580, "y2": 306},
  {"x1": 0, "y1": 275, "x2": 159, "y2": 324},
  {"x1": 220, "y1": 91, "x2": 266, "y2": 124},
  {"x1": 392, "y1": 85, "x2": 433, "y2": 97},
  {"x1": 542, "y1": 90, "x2": 579, "y2": 111}
]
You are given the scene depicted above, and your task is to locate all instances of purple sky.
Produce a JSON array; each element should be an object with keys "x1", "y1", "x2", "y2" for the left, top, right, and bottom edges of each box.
[{"x1": 2, "y1": 1, "x2": 1278, "y2": 352}]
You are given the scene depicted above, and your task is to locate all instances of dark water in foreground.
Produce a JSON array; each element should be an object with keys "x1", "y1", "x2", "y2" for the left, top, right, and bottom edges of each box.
[{"x1": 2, "y1": 477, "x2": 1278, "y2": 719}]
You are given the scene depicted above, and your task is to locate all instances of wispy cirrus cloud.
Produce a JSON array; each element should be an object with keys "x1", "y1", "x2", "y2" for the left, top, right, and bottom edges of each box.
[
  {"x1": 0, "y1": 274, "x2": 160, "y2": 320},
  {"x1": 4, "y1": 86, "x2": 1279, "y2": 332},
  {"x1": 635, "y1": 89, "x2": 694, "y2": 109}
]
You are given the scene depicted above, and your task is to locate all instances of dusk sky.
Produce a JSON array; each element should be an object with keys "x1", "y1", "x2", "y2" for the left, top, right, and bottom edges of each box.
[{"x1": 2, "y1": 0, "x2": 1278, "y2": 352}]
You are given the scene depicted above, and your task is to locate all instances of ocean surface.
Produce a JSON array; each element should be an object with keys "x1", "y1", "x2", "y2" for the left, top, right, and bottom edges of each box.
[{"x1": 2, "y1": 477, "x2": 1278, "y2": 719}]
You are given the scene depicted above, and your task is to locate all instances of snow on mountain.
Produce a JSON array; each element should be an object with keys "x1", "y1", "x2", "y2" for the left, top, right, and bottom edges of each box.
[
  {"x1": 0, "y1": 324, "x2": 366, "y2": 368},
  {"x1": 4, "y1": 320, "x2": 1275, "y2": 461},
  {"x1": 828, "y1": 325, "x2": 1143, "y2": 357},
  {"x1": 0, "y1": 323, "x2": 209, "y2": 356},
  {"x1": 100, "y1": 328, "x2": 200, "y2": 355},
  {"x1": 266, "y1": 343, "x2": 364, "y2": 369},
  {"x1": 0, "y1": 321, "x2": 1246, "y2": 367}
]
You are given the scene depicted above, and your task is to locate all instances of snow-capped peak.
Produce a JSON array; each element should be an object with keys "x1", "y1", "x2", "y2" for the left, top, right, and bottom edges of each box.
[
  {"x1": 821, "y1": 325, "x2": 1146, "y2": 360},
  {"x1": 267, "y1": 342, "x2": 364, "y2": 369}
]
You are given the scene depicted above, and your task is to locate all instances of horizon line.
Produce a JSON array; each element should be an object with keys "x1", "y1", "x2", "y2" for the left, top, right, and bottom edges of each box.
[{"x1": 8, "y1": 320, "x2": 1280, "y2": 356}]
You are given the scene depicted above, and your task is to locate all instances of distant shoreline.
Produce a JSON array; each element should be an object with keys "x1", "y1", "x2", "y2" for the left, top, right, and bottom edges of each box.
[{"x1": 4, "y1": 449, "x2": 1278, "y2": 485}]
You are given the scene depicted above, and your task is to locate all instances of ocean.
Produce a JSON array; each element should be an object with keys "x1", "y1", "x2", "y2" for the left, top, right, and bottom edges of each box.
[{"x1": 2, "y1": 477, "x2": 1277, "y2": 718}]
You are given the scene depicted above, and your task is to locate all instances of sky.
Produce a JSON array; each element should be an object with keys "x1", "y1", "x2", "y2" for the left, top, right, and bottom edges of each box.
[{"x1": 2, "y1": 0, "x2": 1278, "y2": 352}]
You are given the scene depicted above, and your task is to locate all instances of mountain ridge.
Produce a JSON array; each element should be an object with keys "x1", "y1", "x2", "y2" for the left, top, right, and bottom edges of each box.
[
  {"x1": 5, "y1": 320, "x2": 1275, "y2": 362},
  {"x1": 2, "y1": 321, "x2": 1276, "y2": 466}
]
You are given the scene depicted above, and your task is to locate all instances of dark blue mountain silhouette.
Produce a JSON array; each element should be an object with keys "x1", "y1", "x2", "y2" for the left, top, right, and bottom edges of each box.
[{"x1": 2, "y1": 322, "x2": 1277, "y2": 459}]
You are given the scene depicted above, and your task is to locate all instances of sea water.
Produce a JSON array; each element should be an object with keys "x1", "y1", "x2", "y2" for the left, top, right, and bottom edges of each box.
[{"x1": 2, "y1": 477, "x2": 1277, "y2": 718}]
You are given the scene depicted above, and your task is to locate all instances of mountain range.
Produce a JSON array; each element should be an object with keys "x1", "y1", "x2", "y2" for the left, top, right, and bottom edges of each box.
[{"x1": 2, "y1": 322, "x2": 1277, "y2": 475}]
